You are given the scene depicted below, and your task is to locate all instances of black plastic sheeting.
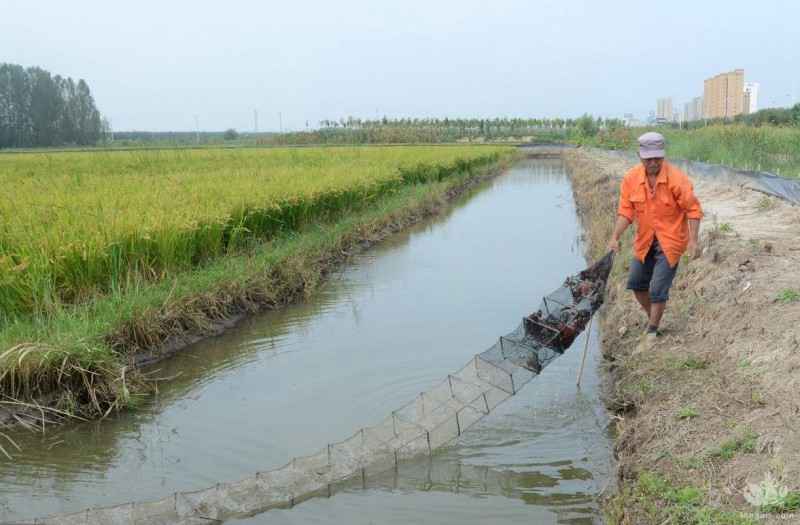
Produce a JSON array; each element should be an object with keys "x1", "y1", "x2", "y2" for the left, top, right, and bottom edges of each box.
[
  {"x1": 519, "y1": 144, "x2": 800, "y2": 206},
  {"x1": 597, "y1": 148, "x2": 800, "y2": 206},
  {"x1": 673, "y1": 158, "x2": 800, "y2": 206}
]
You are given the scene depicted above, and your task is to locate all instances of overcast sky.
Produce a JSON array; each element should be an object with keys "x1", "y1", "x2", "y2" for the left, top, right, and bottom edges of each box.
[{"x1": 2, "y1": 0, "x2": 798, "y2": 131}]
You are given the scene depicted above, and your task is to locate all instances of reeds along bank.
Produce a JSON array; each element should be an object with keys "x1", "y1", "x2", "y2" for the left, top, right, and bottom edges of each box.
[
  {"x1": 588, "y1": 125, "x2": 800, "y2": 177},
  {"x1": 663, "y1": 126, "x2": 800, "y2": 176}
]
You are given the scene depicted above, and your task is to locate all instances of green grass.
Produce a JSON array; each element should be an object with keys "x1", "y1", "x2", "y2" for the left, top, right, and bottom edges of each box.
[
  {"x1": 709, "y1": 429, "x2": 758, "y2": 460},
  {"x1": 584, "y1": 125, "x2": 800, "y2": 179},
  {"x1": 763, "y1": 491, "x2": 800, "y2": 513},
  {"x1": 744, "y1": 473, "x2": 800, "y2": 513},
  {"x1": 664, "y1": 126, "x2": 800, "y2": 178},
  {"x1": 607, "y1": 471, "x2": 757, "y2": 525},
  {"x1": 677, "y1": 407, "x2": 700, "y2": 419},
  {"x1": 776, "y1": 289, "x2": 800, "y2": 303},
  {"x1": 680, "y1": 356, "x2": 709, "y2": 370}
]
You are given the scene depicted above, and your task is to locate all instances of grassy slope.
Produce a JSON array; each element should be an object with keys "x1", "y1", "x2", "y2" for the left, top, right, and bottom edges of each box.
[
  {"x1": 0, "y1": 151, "x2": 517, "y2": 423},
  {"x1": 582, "y1": 125, "x2": 800, "y2": 179},
  {"x1": 663, "y1": 126, "x2": 800, "y2": 177}
]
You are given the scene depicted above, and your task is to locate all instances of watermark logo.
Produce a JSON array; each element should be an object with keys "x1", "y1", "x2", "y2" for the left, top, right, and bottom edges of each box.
[{"x1": 743, "y1": 472, "x2": 789, "y2": 508}]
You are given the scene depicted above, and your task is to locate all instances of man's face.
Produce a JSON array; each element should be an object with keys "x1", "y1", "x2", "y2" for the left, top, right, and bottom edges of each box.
[{"x1": 640, "y1": 156, "x2": 664, "y2": 177}]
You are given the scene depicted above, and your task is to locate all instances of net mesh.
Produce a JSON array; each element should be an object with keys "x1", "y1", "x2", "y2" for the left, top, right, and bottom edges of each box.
[{"x1": 32, "y1": 253, "x2": 614, "y2": 525}]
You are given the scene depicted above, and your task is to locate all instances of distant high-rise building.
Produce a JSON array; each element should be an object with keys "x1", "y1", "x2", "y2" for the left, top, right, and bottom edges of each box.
[
  {"x1": 743, "y1": 82, "x2": 759, "y2": 114},
  {"x1": 656, "y1": 97, "x2": 673, "y2": 121},
  {"x1": 622, "y1": 113, "x2": 635, "y2": 126},
  {"x1": 682, "y1": 97, "x2": 704, "y2": 122},
  {"x1": 691, "y1": 96, "x2": 704, "y2": 121},
  {"x1": 703, "y1": 69, "x2": 745, "y2": 119}
]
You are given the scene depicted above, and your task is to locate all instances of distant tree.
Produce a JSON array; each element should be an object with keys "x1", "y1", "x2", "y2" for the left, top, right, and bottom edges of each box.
[
  {"x1": 0, "y1": 63, "x2": 104, "y2": 148},
  {"x1": 100, "y1": 116, "x2": 113, "y2": 143},
  {"x1": 28, "y1": 68, "x2": 62, "y2": 146},
  {"x1": 575, "y1": 114, "x2": 599, "y2": 138},
  {"x1": 223, "y1": 128, "x2": 239, "y2": 140},
  {"x1": 0, "y1": 63, "x2": 32, "y2": 147},
  {"x1": 57, "y1": 77, "x2": 78, "y2": 143}
]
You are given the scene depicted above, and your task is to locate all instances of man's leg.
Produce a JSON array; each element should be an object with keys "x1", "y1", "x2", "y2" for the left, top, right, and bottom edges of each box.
[
  {"x1": 648, "y1": 301, "x2": 666, "y2": 330},
  {"x1": 633, "y1": 290, "x2": 651, "y2": 316},
  {"x1": 627, "y1": 253, "x2": 654, "y2": 321},
  {"x1": 628, "y1": 245, "x2": 657, "y2": 355},
  {"x1": 647, "y1": 249, "x2": 679, "y2": 332}
]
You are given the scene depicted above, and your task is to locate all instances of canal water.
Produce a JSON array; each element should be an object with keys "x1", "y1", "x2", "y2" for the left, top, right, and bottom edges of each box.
[{"x1": 1, "y1": 157, "x2": 613, "y2": 524}]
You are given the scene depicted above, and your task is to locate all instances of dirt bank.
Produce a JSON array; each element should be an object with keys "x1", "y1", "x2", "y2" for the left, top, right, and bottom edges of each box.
[{"x1": 565, "y1": 148, "x2": 800, "y2": 524}]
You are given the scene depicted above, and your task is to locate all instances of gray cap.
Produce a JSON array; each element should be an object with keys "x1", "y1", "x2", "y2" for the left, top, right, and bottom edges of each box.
[{"x1": 638, "y1": 132, "x2": 666, "y2": 159}]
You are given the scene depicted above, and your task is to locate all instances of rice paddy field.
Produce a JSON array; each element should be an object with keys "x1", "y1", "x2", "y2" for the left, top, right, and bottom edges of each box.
[
  {"x1": 0, "y1": 146, "x2": 509, "y2": 322},
  {"x1": 0, "y1": 145, "x2": 514, "y2": 415}
]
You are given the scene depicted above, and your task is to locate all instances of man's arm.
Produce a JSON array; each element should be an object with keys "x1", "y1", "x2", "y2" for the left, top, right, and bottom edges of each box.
[
  {"x1": 673, "y1": 174, "x2": 703, "y2": 259},
  {"x1": 608, "y1": 215, "x2": 631, "y2": 253},
  {"x1": 609, "y1": 176, "x2": 634, "y2": 253},
  {"x1": 687, "y1": 218, "x2": 700, "y2": 258}
]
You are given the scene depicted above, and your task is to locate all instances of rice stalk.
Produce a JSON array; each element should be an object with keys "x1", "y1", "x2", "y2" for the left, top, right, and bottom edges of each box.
[{"x1": 0, "y1": 146, "x2": 508, "y2": 319}]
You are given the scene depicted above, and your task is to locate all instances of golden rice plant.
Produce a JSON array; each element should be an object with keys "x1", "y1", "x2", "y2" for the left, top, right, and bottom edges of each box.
[{"x1": 0, "y1": 145, "x2": 509, "y2": 320}]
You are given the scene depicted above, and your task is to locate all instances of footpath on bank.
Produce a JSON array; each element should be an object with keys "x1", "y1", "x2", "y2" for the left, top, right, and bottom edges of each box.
[{"x1": 564, "y1": 147, "x2": 800, "y2": 524}]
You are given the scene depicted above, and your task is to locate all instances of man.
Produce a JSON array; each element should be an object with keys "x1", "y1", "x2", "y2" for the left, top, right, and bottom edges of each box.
[{"x1": 607, "y1": 132, "x2": 703, "y2": 352}]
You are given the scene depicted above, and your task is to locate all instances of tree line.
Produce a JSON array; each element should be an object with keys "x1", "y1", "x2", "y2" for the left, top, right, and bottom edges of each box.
[
  {"x1": 259, "y1": 116, "x2": 627, "y2": 146},
  {"x1": 0, "y1": 63, "x2": 105, "y2": 148},
  {"x1": 691, "y1": 104, "x2": 800, "y2": 128}
]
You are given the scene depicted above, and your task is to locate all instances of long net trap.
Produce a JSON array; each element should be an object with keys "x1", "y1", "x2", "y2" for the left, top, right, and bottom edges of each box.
[{"x1": 25, "y1": 253, "x2": 614, "y2": 525}]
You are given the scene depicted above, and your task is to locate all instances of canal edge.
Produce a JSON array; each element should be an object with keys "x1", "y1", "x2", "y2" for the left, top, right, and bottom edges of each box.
[{"x1": 564, "y1": 146, "x2": 800, "y2": 523}]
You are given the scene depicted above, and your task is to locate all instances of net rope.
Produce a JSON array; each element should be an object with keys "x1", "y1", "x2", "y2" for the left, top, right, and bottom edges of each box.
[{"x1": 27, "y1": 253, "x2": 614, "y2": 525}]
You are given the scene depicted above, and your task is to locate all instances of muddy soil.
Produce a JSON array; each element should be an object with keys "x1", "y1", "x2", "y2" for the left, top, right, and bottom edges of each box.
[{"x1": 564, "y1": 148, "x2": 800, "y2": 524}]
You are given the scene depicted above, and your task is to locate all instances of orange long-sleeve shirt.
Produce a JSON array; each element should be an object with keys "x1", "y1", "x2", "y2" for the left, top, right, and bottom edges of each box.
[{"x1": 617, "y1": 161, "x2": 703, "y2": 267}]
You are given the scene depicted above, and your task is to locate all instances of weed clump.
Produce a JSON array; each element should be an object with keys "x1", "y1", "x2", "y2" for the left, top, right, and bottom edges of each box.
[
  {"x1": 610, "y1": 471, "x2": 757, "y2": 525},
  {"x1": 776, "y1": 289, "x2": 800, "y2": 303},
  {"x1": 709, "y1": 429, "x2": 758, "y2": 460},
  {"x1": 677, "y1": 407, "x2": 699, "y2": 419},
  {"x1": 756, "y1": 195, "x2": 775, "y2": 211}
]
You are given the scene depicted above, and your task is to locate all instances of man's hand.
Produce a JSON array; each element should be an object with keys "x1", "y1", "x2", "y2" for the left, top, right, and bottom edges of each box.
[
  {"x1": 609, "y1": 216, "x2": 631, "y2": 254},
  {"x1": 686, "y1": 240, "x2": 699, "y2": 259}
]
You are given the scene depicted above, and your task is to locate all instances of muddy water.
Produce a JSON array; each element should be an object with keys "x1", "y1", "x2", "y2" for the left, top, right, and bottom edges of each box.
[{"x1": 0, "y1": 157, "x2": 613, "y2": 524}]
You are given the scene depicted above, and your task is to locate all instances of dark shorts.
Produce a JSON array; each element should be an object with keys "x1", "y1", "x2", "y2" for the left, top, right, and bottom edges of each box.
[{"x1": 626, "y1": 238, "x2": 678, "y2": 303}]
